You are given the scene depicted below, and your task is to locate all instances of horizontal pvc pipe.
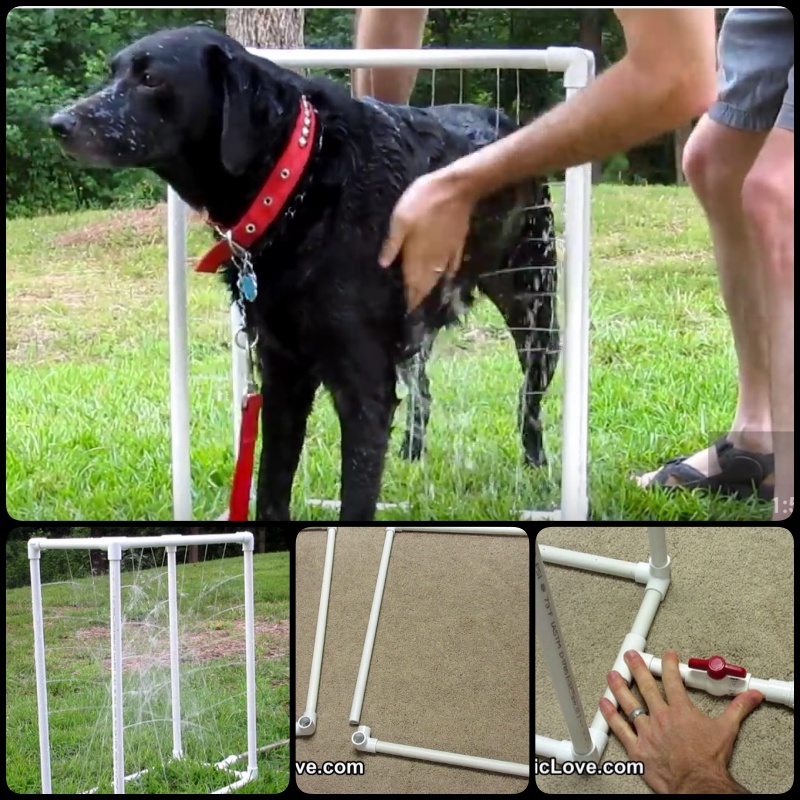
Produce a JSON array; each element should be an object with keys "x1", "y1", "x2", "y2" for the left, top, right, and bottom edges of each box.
[
  {"x1": 27, "y1": 533, "x2": 254, "y2": 552},
  {"x1": 350, "y1": 529, "x2": 395, "y2": 724},
  {"x1": 297, "y1": 528, "x2": 336, "y2": 736},
  {"x1": 394, "y1": 527, "x2": 526, "y2": 535},
  {"x1": 353, "y1": 727, "x2": 527, "y2": 777},
  {"x1": 539, "y1": 545, "x2": 649, "y2": 583},
  {"x1": 535, "y1": 734, "x2": 574, "y2": 763},
  {"x1": 246, "y1": 46, "x2": 588, "y2": 74}
]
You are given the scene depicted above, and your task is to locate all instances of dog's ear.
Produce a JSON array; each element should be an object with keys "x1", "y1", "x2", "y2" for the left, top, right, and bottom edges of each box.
[{"x1": 206, "y1": 44, "x2": 286, "y2": 176}]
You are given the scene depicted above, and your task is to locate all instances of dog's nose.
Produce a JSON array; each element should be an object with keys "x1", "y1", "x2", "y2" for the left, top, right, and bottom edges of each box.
[{"x1": 49, "y1": 111, "x2": 77, "y2": 139}]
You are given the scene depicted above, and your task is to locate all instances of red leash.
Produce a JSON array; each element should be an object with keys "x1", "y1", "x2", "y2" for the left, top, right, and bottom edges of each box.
[
  {"x1": 193, "y1": 96, "x2": 317, "y2": 521},
  {"x1": 228, "y1": 390, "x2": 263, "y2": 521}
]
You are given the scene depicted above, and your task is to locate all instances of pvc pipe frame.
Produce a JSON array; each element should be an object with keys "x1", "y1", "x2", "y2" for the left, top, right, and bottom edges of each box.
[
  {"x1": 28, "y1": 533, "x2": 258, "y2": 794},
  {"x1": 296, "y1": 528, "x2": 337, "y2": 736},
  {"x1": 167, "y1": 47, "x2": 594, "y2": 522},
  {"x1": 350, "y1": 527, "x2": 529, "y2": 777},
  {"x1": 535, "y1": 529, "x2": 794, "y2": 765}
]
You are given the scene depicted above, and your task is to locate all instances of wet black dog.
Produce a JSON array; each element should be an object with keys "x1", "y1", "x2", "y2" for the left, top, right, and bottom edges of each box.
[{"x1": 49, "y1": 25, "x2": 558, "y2": 521}]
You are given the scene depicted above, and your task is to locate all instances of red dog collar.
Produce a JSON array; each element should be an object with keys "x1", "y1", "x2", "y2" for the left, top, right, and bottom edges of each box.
[{"x1": 195, "y1": 95, "x2": 318, "y2": 274}]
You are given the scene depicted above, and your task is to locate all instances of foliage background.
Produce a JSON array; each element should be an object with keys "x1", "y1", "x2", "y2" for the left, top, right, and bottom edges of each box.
[{"x1": 6, "y1": 8, "x2": 692, "y2": 218}]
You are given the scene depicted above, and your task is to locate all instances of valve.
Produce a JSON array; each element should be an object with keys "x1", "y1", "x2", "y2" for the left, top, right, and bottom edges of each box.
[{"x1": 687, "y1": 655, "x2": 747, "y2": 680}]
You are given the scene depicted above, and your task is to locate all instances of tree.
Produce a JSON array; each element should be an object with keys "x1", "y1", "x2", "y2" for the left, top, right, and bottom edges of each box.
[{"x1": 225, "y1": 7, "x2": 304, "y2": 48}]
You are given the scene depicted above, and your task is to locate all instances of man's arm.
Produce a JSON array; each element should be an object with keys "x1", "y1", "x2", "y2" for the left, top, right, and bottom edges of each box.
[
  {"x1": 352, "y1": 8, "x2": 428, "y2": 102},
  {"x1": 447, "y1": 9, "x2": 718, "y2": 201}
]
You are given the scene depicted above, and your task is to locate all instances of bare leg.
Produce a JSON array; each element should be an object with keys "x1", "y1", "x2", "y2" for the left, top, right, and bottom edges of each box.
[
  {"x1": 741, "y1": 125, "x2": 794, "y2": 519},
  {"x1": 638, "y1": 116, "x2": 773, "y2": 490},
  {"x1": 352, "y1": 8, "x2": 428, "y2": 102}
]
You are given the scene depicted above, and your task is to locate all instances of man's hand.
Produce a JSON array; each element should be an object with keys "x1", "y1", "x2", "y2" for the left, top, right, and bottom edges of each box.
[
  {"x1": 378, "y1": 168, "x2": 475, "y2": 311},
  {"x1": 600, "y1": 650, "x2": 764, "y2": 794}
]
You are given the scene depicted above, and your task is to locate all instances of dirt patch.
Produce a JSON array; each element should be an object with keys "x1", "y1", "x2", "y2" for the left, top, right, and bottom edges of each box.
[
  {"x1": 52, "y1": 204, "x2": 207, "y2": 249},
  {"x1": 76, "y1": 618, "x2": 290, "y2": 672}
]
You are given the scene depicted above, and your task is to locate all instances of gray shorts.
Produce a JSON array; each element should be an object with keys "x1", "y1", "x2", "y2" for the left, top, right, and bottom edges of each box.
[{"x1": 710, "y1": 7, "x2": 794, "y2": 133}]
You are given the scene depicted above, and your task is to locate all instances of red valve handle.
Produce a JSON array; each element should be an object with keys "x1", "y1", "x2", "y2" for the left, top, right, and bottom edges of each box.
[{"x1": 687, "y1": 655, "x2": 747, "y2": 680}]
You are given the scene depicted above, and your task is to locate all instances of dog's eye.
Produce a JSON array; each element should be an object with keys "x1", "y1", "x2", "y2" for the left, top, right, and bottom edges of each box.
[{"x1": 141, "y1": 72, "x2": 162, "y2": 88}]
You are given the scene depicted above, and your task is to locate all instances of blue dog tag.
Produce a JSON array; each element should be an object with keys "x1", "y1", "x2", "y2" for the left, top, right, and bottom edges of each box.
[{"x1": 239, "y1": 272, "x2": 258, "y2": 303}]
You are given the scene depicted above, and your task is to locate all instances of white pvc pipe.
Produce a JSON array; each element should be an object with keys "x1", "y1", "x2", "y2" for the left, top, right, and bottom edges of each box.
[
  {"x1": 534, "y1": 540, "x2": 593, "y2": 755},
  {"x1": 296, "y1": 528, "x2": 336, "y2": 736},
  {"x1": 230, "y1": 303, "x2": 248, "y2": 460},
  {"x1": 242, "y1": 543, "x2": 258, "y2": 779},
  {"x1": 166, "y1": 547, "x2": 183, "y2": 759},
  {"x1": 350, "y1": 528, "x2": 395, "y2": 725},
  {"x1": 108, "y1": 542, "x2": 125, "y2": 794},
  {"x1": 539, "y1": 544, "x2": 649, "y2": 583},
  {"x1": 28, "y1": 533, "x2": 254, "y2": 550},
  {"x1": 535, "y1": 734, "x2": 573, "y2": 763},
  {"x1": 648, "y1": 527, "x2": 669, "y2": 568},
  {"x1": 353, "y1": 726, "x2": 528, "y2": 777},
  {"x1": 167, "y1": 184, "x2": 192, "y2": 521},
  {"x1": 561, "y1": 162, "x2": 590, "y2": 521},
  {"x1": 248, "y1": 46, "x2": 587, "y2": 73},
  {"x1": 29, "y1": 548, "x2": 53, "y2": 794}
]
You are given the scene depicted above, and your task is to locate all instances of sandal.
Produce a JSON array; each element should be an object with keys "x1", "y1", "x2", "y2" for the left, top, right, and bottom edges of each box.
[{"x1": 649, "y1": 436, "x2": 774, "y2": 501}]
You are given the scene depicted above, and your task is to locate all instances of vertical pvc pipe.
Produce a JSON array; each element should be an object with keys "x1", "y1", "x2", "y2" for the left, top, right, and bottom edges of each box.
[
  {"x1": 108, "y1": 542, "x2": 125, "y2": 794},
  {"x1": 534, "y1": 540, "x2": 593, "y2": 755},
  {"x1": 349, "y1": 528, "x2": 395, "y2": 724},
  {"x1": 556, "y1": 51, "x2": 593, "y2": 522},
  {"x1": 559, "y1": 162, "x2": 589, "y2": 521},
  {"x1": 230, "y1": 303, "x2": 248, "y2": 460},
  {"x1": 29, "y1": 545, "x2": 52, "y2": 794},
  {"x1": 242, "y1": 541, "x2": 258, "y2": 778},
  {"x1": 167, "y1": 187, "x2": 192, "y2": 521},
  {"x1": 307, "y1": 529, "x2": 336, "y2": 714},
  {"x1": 166, "y1": 546, "x2": 183, "y2": 758},
  {"x1": 648, "y1": 527, "x2": 668, "y2": 569}
]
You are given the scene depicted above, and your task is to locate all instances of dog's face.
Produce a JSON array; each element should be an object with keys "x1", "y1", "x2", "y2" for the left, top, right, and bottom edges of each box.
[{"x1": 49, "y1": 25, "x2": 294, "y2": 176}]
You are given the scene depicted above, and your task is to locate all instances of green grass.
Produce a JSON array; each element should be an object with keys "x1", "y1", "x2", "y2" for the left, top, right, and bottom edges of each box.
[
  {"x1": 5, "y1": 551, "x2": 289, "y2": 794},
  {"x1": 6, "y1": 186, "x2": 770, "y2": 520}
]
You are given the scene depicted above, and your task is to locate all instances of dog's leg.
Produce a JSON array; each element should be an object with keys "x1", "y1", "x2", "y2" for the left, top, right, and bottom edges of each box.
[
  {"x1": 328, "y1": 354, "x2": 398, "y2": 521},
  {"x1": 479, "y1": 193, "x2": 559, "y2": 467},
  {"x1": 397, "y1": 331, "x2": 435, "y2": 460},
  {"x1": 256, "y1": 351, "x2": 319, "y2": 520}
]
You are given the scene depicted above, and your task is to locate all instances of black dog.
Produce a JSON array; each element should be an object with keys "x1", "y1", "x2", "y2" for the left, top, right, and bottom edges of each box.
[{"x1": 49, "y1": 25, "x2": 558, "y2": 521}]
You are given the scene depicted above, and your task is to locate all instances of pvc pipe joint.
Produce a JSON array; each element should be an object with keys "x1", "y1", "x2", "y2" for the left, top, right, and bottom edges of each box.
[
  {"x1": 295, "y1": 712, "x2": 317, "y2": 737},
  {"x1": 351, "y1": 725, "x2": 377, "y2": 753}
]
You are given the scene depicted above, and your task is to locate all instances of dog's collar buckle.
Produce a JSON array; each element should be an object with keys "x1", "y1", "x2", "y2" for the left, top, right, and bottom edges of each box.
[{"x1": 195, "y1": 94, "x2": 317, "y2": 275}]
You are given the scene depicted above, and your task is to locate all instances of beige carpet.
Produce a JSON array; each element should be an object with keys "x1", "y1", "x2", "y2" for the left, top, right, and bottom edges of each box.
[
  {"x1": 295, "y1": 528, "x2": 529, "y2": 793},
  {"x1": 534, "y1": 527, "x2": 794, "y2": 794}
]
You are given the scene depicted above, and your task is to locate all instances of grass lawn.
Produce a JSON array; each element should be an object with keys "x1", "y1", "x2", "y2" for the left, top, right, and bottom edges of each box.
[
  {"x1": 6, "y1": 185, "x2": 771, "y2": 520},
  {"x1": 5, "y1": 550, "x2": 289, "y2": 794}
]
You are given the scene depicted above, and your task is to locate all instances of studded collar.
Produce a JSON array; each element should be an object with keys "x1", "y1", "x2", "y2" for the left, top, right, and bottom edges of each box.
[{"x1": 195, "y1": 95, "x2": 318, "y2": 274}]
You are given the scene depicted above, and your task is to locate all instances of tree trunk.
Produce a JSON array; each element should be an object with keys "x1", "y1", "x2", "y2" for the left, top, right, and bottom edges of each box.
[
  {"x1": 89, "y1": 527, "x2": 107, "y2": 575},
  {"x1": 187, "y1": 526, "x2": 201, "y2": 564},
  {"x1": 673, "y1": 122, "x2": 693, "y2": 185},
  {"x1": 225, "y1": 7, "x2": 304, "y2": 49},
  {"x1": 579, "y1": 10, "x2": 605, "y2": 183}
]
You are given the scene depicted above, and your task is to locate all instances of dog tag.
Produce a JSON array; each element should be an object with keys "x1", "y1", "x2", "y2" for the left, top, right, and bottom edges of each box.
[{"x1": 238, "y1": 271, "x2": 258, "y2": 303}]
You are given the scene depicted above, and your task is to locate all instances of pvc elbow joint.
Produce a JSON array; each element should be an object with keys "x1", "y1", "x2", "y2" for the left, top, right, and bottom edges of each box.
[
  {"x1": 295, "y1": 711, "x2": 317, "y2": 736},
  {"x1": 351, "y1": 725, "x2": 377, "y2": 753}
]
